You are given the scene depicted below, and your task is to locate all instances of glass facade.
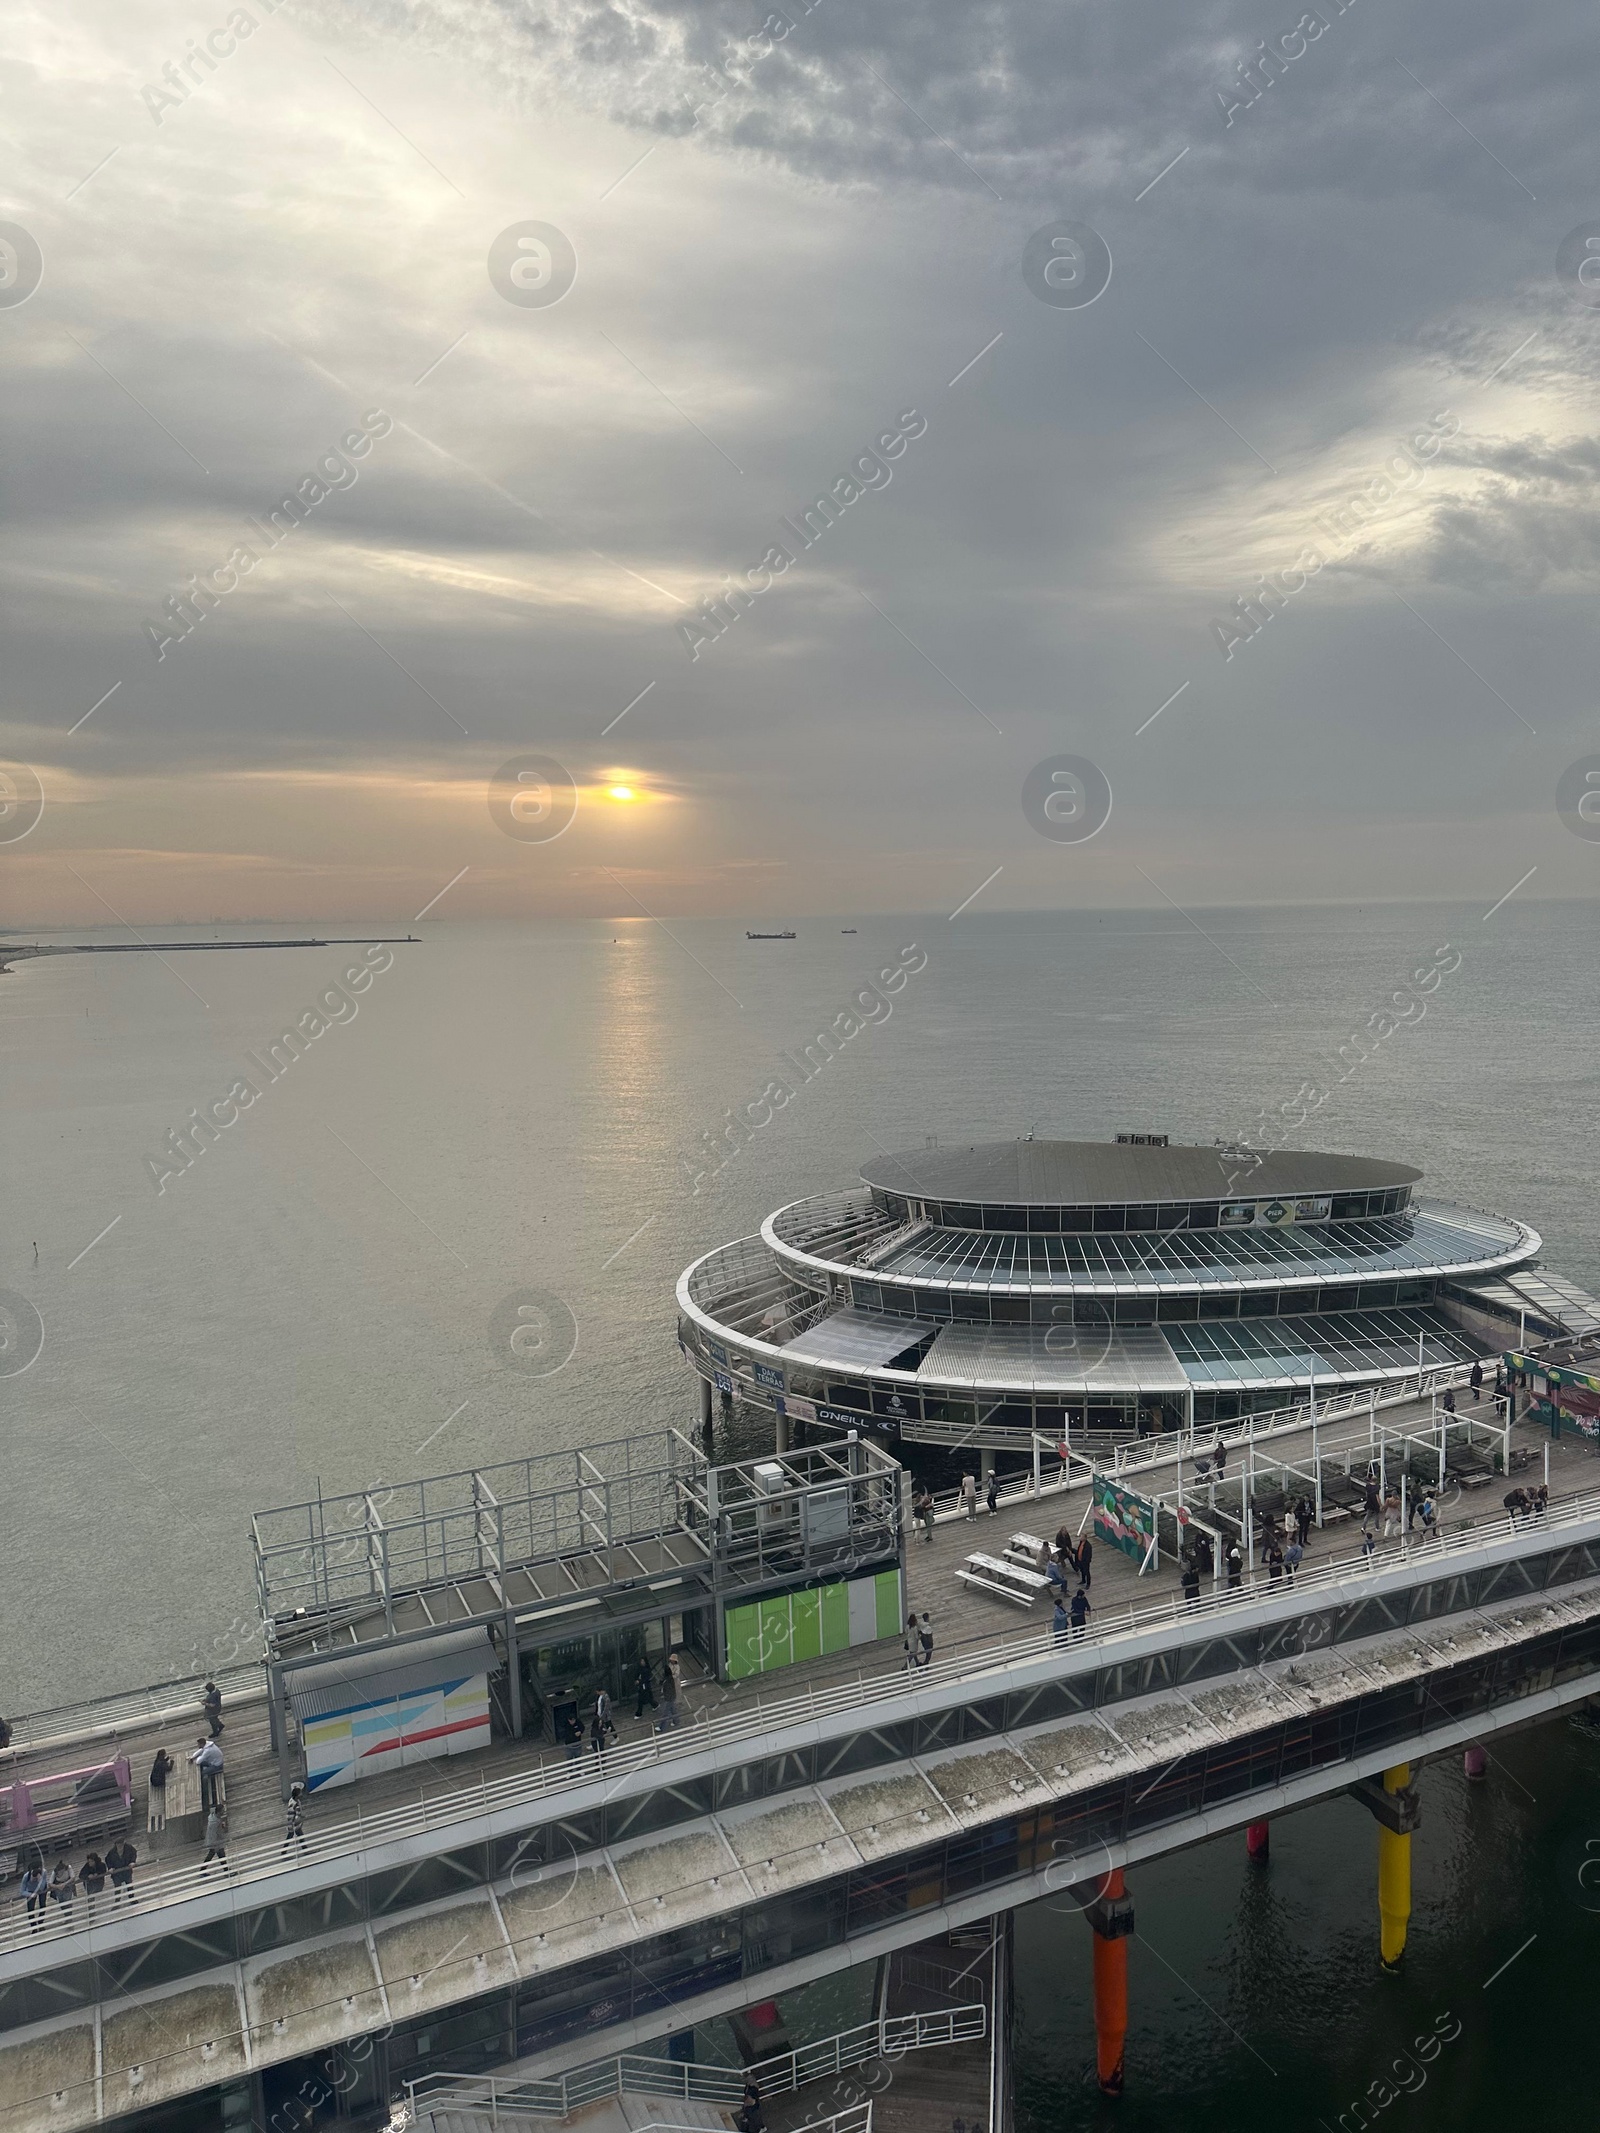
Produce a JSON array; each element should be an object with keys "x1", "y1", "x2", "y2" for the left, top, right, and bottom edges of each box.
[{"x1": 680, "y1": 1143, "x2": 1542, "y2": 1441}]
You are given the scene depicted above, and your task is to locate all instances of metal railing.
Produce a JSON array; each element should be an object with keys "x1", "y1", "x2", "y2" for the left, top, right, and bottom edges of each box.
[
  {"x1": 898, "y1": 1358, "x2": 1489, "y2": 1457},
  {"x1": 0, "y1": 1662, "x2": 265, "y2": 1765},
  {"x1": 5, "y1": 1475, "x2": 1596, "y2": 1965},
  {"x1": 409, "y1": 2007, "x2": 983, "y2": 2123},
  {"x1": 1106, "y1": 1359, "x2": 1485, "y2": 1476}
]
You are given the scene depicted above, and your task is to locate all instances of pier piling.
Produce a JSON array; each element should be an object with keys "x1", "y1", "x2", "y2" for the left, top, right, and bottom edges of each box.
[
  {"x1": 1085, "y1": 1867, "x2": 1132, "y2": 2096},
  {"x1": 1377, "y1": 1762, "x2": 1413, "y2": 1971}
]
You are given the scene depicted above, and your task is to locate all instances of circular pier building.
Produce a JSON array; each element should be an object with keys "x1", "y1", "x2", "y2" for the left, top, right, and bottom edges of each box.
[{"x1": 676, "y1": 1137, "x2": 1568, "y2": 1448}]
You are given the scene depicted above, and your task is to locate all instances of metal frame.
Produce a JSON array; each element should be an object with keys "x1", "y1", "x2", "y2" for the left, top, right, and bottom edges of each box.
[{"x1": 252, "y1": 1434, "x2": 905, "y2": 1798}]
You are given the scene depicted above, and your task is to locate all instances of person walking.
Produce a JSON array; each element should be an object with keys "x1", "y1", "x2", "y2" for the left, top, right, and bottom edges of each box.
[
  {"x1": 1180, "y1": 1562, "x2": 1201, "y2": 1608},
  {"x1": 1076, "y1": 1536, "x2": 1094, "y2": 1592},
  {"x1": 1267, "y1": 1541, "x2": 1284, "y2": 1582},
  {"x1": 1069, "y1": 1587, "x2": 1092, "y2": 1641},
  {"x1": 281, "y1": 1781, "x2": 307, "y2": 1854},
  {"x1": 1363, "y1": 1477, "x2": 1381, "y2": 1525},
  {"x1": 1469, "y1": 1360, "x2": 1484, "y2": 1402},
  {"x1": 201, "y1": 1681, "x2": 224, "y2": 1740},
  {"x1": 1534, "y1": 1482, "x2": 1550, "y2": 1521},
  {"x1": 1382, "y1": 1487, "x2": 1401, "y2": 1540},
  {"x1": 1419, "y1": 1493, "x2": 1438, "y2": 1539},
  {"x1": 1361, "y1": 1527, "x2": 1377, "y2": 1566},
  {"x1": 960, "y1": 1472, "x2": 978, "y2": 1522},
  {"x1": 736, "y1": 2073, "x2": 766, "y2": 2133},
  {"x1": 632, "y1": 1655, "x2": 657, "y2": 1722},
  {"x1": 48, "y1": 1861, "x2": 74, "y2": 1915},
  {"x1": 106, "y1": 1835, "x2": 138, "y2": 1905},
  {"x1": 147, "y1": 1748, "x2": 174, "y2": 1833},
  {"x1": 1443, "y1": 1387, "x2": 1457, "y2": 1416},
  {"x1": 918, "y1": 1613, "x2": 934, "y2": 1669},
  {"x1": 1226, "y1": 1542, "x2": 1243, "y2": 1591},
  {"x1": 190, "y1": 1735, "x2": 224, "y2": 1815},
  {"x1": 1284, "y1": 1536, "x2": 1304, "y2": 1584},
  {"x1": 20, "y1": 1861, "x2": 48, "y2": 1930},
  {"x1": 1215, "y1": 1439, "x2": 1229, "y2": 1480},
  {"x1": 904, "y1": 1614, "x2": 920, "y2": 1671},
  {"x1": 1295, "y1": 1496, "x2": 1313, "y2": 1548},
  {"x1": 913, "y1": 1484, "x2": 935, "y2": 1544},
  {"x1": 985, "y1": 1471, "x2": 999, "y2": 1517},
  {"x1": 591, "y1": 1691, "x2": 615, "y2": 1760},
  {"x1": 201, "y1": 1806, "x2": 228, "y2": 1871},
  {"x1": 658, "y1": 1652, "x2": 682, "y2": 1730},
  {"x1": 1052, "y1": 1591, "x2": 1070, "y2": 1645}
]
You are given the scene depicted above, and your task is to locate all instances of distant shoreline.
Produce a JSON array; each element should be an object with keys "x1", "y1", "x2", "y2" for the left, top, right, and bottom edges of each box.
[{"x1": 0, "y1": 937, "x2": 417, "y2": 975}]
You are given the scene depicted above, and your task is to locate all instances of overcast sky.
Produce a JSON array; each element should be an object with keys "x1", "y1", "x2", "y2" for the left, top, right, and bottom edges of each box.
[{"x1": 4, "y1": 0, "x2": 1599, "y2": 923}]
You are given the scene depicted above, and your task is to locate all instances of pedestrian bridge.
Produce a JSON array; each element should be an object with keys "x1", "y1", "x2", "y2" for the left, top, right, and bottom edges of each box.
[{"x1": 4, "y1": 1488, "x2": 1600, "y2": 2133}]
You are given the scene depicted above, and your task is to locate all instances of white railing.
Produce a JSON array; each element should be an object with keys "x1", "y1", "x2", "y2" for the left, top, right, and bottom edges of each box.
[
  {"x1": 4, "y1": 1473, "x2": 1593, "y2": 1966},
  {"x1": 409, "y1": 2007, "x2": 982, "y2": 2123},
  {"x1": 1107, "y1": 1360, "x2": 1485, "y2": 1477},
  {"x1": 0, "y1": 1661, "x2": 266, "y2": 1764}
]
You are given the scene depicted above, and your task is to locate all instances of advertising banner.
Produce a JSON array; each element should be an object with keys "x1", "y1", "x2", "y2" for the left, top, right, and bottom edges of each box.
[
  {"x1": 1219, "y1": 1195, "x2": 1332, "y2": 1228},
  {"x1": 1092, "y1": 1475, "x2": 1156, "y2": 1563}
]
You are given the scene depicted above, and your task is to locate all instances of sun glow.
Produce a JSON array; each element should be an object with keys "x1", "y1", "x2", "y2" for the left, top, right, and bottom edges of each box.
[{"x1": 607, "y1": 785, "x2": 637, "y2": 802}]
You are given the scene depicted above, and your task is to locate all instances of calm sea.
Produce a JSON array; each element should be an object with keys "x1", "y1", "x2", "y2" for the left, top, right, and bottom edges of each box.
[{"x1": 2, "y1": 899, "x2": 1597, "y2": 2125}]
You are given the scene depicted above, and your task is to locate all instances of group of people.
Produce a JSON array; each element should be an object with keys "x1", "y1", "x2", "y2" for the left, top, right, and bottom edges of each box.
[
  {"x1": 1036, "y1": 1527, "x2": 1093, "y2": 1642},
  {"x1": 563, "y1": 1652, "x2": 685, "y2": 1761},
  {"x1": 1503, "y1": 1483, "x2": 1549, "y2": 1522},
  {"x1": 903, "y1": 1611, "x2": 936, "y2": 1668},
  {"x1": 13, "y1": 1680, "x2": 241, "y2": 1927},
  {"x1": 17, "y1": 1841, "x2": 139, "y2": 1926},
  {"x1": 958, "y1": 1470, "x2": 1002, "y2": 1521}
]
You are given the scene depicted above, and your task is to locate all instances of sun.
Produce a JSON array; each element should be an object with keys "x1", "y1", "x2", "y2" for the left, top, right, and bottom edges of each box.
[{"x1": 607, "y1": 784, "x2": 637, "y2": 802}]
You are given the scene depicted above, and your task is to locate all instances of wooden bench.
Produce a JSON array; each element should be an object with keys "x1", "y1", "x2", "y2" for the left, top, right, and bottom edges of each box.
[{"x1": 956, "y1": 1553, "x2": 1051, "y2": 1608}]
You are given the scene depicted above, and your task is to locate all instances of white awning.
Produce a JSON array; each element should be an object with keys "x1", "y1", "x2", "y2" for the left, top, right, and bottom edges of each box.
[
  {"x1": 916, "y1": 1322, "x2": 1190, "y2": 1395},
  {"x1": 781, "y1": 1308, "x2": 937, "y2": 1371}
]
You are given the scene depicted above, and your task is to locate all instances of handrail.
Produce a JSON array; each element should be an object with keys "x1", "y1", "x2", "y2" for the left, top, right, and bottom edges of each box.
[
  {"x1": 4, "y1": 1476, "x2": 1593, "y2": 1965},
  {"x1": 408, "y1": 2006, "x2": 984, "y2": 2120}
]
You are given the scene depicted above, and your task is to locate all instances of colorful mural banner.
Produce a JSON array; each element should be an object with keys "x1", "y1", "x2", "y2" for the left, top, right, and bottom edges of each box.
[
  {"x1": 1093, "y1": 1476, "x2": 1156, "y2": 1563},
  {"x1": 301, "y1": 1672, "x2": 491, "y2": 1792},
  {"x1": 1508, "y1": 1350, "x2": 1600, "y2": 1439}
]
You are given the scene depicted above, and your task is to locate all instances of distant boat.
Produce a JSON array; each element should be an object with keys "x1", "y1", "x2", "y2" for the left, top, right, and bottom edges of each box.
[
  {"x1": 841, "y1": 928, "x2": 857, "y2": 933},
  {"x1": 746, "y1": 929, "x2": 796, "y2": 939}
]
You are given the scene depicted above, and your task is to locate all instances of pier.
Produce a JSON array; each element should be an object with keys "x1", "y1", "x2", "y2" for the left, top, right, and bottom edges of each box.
[
  {"x1": 3, "y1": 1374, "x2": 1598, "y2": 2133},
  {"x1": 8, "y1": 1133, "x2": 1600, "y2": 2133}
]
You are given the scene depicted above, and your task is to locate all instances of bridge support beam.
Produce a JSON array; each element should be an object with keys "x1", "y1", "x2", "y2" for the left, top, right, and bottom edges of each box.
[
  {"x1": 1083, "y1": 1869, "x2": 1133, "y2": 2096},
  {"x1": 1245, "y1": 1818, "x2": 1270, "y2": 1863}
]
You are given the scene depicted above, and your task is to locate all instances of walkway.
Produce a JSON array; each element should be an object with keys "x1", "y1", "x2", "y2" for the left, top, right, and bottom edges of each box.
[{"x1": 1, "y1": 1403, "x2": 1589, "y2": 1961}]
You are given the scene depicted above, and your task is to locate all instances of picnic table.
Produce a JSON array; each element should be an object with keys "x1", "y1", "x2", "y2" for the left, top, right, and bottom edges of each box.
[{"x1": 957, "y1": 1552, "x2": 1051, "y2": 1608}]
